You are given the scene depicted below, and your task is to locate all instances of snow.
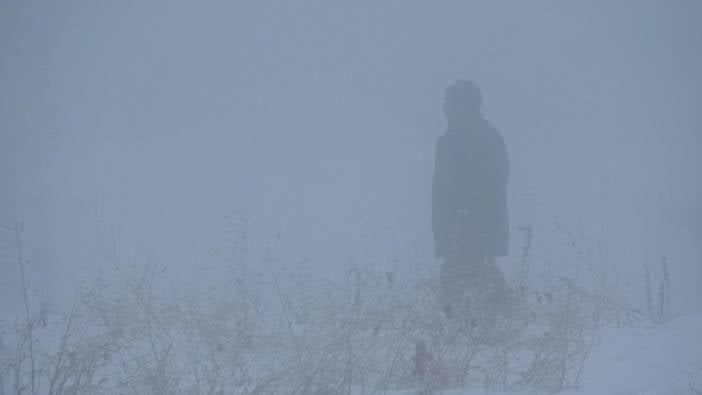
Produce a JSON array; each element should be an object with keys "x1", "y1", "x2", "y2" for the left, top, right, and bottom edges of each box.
[
  {"x1": 380, "y1": 314, "x2": 702, "y2": 395},
  {"x1": 564, "y1": 314, "x2": 702, "y2": 395}
]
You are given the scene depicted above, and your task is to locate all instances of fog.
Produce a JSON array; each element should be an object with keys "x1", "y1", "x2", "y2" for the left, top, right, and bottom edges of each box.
[{"x1": 1, "y1": 1, "x2": 701, "y2": 393}]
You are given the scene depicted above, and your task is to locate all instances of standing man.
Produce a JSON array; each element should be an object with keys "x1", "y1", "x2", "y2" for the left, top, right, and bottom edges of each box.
[{"x1": 432, "y1": 80, "x2": 510, "y2": 304}]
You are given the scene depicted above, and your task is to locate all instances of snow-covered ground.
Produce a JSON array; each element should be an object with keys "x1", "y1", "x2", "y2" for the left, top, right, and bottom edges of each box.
[
  {"x1": 386, "y1": 314, "x2": 702, "y2": 395},
  {"x1": 565, "y1": 314, "x2": 702, "y2": 395}
]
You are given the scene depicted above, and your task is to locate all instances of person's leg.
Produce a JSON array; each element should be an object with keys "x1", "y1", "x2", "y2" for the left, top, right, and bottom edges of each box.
[
  {"x1": 486, "y1": 256, "x2": 508, "y2": 289},
  {"x1": 440, "y1": 257, "x2": 461, "y2": 307},
  {"x1": 477, "y1": 255, "x2": 518, "y2": 315}
]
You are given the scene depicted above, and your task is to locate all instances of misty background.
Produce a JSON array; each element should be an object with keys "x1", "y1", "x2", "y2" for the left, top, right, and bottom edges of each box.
[{"x1": 2, "y1": 1, "x2": 701, "y2": 317}]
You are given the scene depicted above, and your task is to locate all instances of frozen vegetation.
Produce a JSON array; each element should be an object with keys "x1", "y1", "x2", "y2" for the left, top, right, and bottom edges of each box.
[
  {"x1": 2, "y1": 2, "x2": 701, "y2": 394},
  {"x1": 2, "y1": 221, "x2": 699, "y2": 395}
]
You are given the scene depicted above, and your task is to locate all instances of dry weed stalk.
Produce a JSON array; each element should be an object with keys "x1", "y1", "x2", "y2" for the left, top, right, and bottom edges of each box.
[
  {"x1": 644, "y1": 255, "x2": 672, "y2": 324},
  {"x1": 2, "y1": 222, "x2": 626, "y2": 394}
]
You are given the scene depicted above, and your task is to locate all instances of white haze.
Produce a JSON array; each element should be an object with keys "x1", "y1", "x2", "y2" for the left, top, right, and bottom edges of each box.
[{"x1": 2, "y1": 1, "x2": 701, "y2": 320}]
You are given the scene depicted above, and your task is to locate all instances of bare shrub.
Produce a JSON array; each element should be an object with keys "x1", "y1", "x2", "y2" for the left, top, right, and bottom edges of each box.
[
  {"x1": 644, "y1": 255, "x2": 672, "y2": 324},
  {"x1": 2, "y1": 222, "x2": 625, "y2": 394}
]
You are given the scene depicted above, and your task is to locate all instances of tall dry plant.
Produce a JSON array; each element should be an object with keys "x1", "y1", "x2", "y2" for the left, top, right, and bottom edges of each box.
[{"x1": 1, "y1": 219, "x2": 640, "y2": 394}]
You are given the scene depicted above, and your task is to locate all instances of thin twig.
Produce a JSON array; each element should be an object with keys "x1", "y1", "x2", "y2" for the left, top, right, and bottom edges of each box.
[{"x1": 13, "y1": 221, "x2": 36, "y2": 395}]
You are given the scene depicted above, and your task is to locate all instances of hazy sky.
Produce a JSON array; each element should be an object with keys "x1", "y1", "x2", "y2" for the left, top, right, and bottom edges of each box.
[{"x1": 2, "y1": 1, "x2": 701, "y2": 314}]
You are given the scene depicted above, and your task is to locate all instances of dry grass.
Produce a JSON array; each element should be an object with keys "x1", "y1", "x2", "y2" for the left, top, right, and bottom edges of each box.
[{"x1": 1, "y1": 220, "x2": 642, "y2": 394}]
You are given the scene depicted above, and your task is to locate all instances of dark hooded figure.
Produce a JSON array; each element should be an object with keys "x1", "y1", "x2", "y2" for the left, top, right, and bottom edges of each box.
[{"x1": 432, "y1": 80, "x2": 509, "y2": 301}]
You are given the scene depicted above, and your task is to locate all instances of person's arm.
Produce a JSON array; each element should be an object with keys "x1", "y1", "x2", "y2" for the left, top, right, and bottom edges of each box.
[
  {"x1": 492, "y1": 128, "x2": 510, "y2": 259},
  {"x1": 495, "y1": 131, "x2": 510, "y2": 186}
]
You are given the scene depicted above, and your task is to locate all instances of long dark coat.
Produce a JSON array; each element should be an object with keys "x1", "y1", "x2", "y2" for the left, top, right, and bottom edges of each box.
[{"x1": 432, "y1": 115, "x2": 509, "y2": 260}]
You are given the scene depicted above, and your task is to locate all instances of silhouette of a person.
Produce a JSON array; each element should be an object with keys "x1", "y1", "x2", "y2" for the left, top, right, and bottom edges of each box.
[{"x1": 432, "y1": 80, "x2": 510, "y2": 303}]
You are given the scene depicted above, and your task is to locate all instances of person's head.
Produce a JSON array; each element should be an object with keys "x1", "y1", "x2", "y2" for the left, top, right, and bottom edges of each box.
[{"x1": 443, "y1": 80, "x2": 482, "y2": 123}]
